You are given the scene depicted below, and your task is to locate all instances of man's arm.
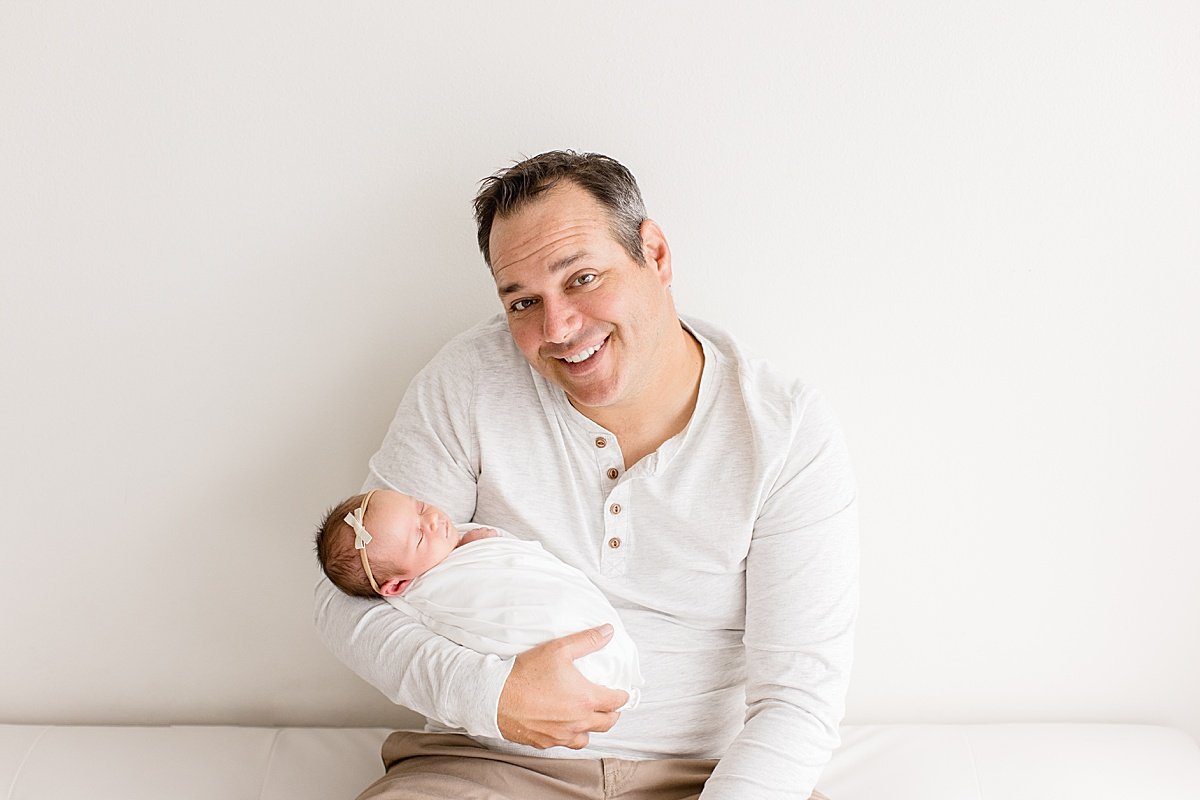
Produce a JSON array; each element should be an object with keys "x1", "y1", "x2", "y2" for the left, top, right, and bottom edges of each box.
[
  {"x1": 314, "y1": 333, "x2": 511, "y2": 736},
  {"x1": 316, "y1": 562, "x2": 628, "y2": 746},
  {"x1": 314, "y1": 325, "x2": 625, "y2": 745},
  {"x1": 701, "y1": 389, "x2": 859, "y2": 800},
  {"x1": 314, "y1": 575, "x2": 514, "y2": 735}
]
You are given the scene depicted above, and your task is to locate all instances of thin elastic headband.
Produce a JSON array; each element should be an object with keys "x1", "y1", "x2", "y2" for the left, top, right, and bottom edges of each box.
[{"x1": 344, "y1": 489, "x2": 382, "y2": 595}]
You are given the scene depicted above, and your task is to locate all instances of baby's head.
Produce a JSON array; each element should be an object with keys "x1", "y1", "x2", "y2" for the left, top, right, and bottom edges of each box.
[{"x1": 315, "y1": 489, "x2": 460, "y2": 598}]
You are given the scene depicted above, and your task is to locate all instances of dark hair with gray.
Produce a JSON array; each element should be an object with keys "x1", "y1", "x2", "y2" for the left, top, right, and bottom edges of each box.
[{"x1": 473, "y1": 150, "x2": 648, "y2": 269}]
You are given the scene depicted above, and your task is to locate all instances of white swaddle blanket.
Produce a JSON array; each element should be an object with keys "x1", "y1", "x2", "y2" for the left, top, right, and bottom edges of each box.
[{"x1": 387, "y1": 530, "x2": 643, "y2": 707}]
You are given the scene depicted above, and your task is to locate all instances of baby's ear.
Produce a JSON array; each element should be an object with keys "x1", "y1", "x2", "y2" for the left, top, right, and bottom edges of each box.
[{"x1": 379, "y1": 577, "x2": 411, "y2": 597}]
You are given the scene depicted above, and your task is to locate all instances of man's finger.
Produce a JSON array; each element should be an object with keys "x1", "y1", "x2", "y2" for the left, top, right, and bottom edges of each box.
[
  {"x1": 588, "y1": 710, "x2": 621, "y2": 733},
  {"x1": 592, "y1": 686, "x2": 630, "y2": 713},
  {"x1": 554, "y1": 624, "x2": 615, "y2": 660}
]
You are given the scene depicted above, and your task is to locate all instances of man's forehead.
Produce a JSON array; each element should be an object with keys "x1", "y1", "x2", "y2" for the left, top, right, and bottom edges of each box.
[
  {"x1": 494, "y1": 249, "x2": 590, "y2": 295},
  {"x1": 491, "y1": 224, "x2": 608, "y2": 291},
  {"x1": 490, "y1": 184, "x2": 614, "y2": 263}
]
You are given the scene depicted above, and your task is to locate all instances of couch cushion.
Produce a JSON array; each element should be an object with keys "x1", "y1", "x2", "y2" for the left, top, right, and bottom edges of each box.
[
  {"x1": 819, "y1": 723, "x2": 1200, "y2": 799},
  {"x1": 3, "y1": 726, "x2": 283, "y2": 800},
  {"x1": 2, "y1": 723, "x2": 1198, "y2": 799}
]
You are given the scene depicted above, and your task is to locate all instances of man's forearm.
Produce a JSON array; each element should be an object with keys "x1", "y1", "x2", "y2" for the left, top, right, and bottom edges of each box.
[
  {"x1": 314, "y1": 575, "x2": 513, "y2": 736},
  {"x1": 700, "y1": 702, "x2": 841, "y2": 800},
  {"x1": 704, "y1": 499, "x2": 857, "y2": 799}
]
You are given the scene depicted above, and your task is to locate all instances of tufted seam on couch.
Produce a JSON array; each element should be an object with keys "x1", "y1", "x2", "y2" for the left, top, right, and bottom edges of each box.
[
  {"x1": 255, "y1": 728, "x2": 284, "y2": 800},
  {"x1": 4, "y1": 726, "x2": 49, "y2": 800},
  {"x1": 960, "y1": 728, "x2": 985, "y2": 800}
]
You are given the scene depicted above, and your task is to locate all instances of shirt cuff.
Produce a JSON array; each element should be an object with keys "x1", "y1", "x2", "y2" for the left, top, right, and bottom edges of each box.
[{"x1": 455, "y1": 654, "x2": 516, "y2": 740}]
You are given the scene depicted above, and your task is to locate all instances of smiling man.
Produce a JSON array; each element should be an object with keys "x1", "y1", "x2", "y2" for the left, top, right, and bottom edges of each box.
[
  {"x1": 315, "y1": 151, "x2": 858, "y2": 799},
  {"x1": 488, "y1": 175, "x2": 703, "y2": 470}
]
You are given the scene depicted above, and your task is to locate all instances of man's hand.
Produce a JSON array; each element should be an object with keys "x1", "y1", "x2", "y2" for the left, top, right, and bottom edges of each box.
[{"x1": 497, "y1": 624, "x2": 630, "y2": 750}]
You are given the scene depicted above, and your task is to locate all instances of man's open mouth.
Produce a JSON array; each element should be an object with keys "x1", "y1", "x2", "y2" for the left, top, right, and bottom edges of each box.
[{"x1": 560, "y1": 337, "x2": 608, "y2": 364}]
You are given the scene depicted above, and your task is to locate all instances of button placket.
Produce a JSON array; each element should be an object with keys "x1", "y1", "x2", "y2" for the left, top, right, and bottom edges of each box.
[
  {"x1": 585, "y1": 428, "x2": 629, "y2": 576},
  {"x1": 600, "y1": 482, "x2": 630, "y2": 576},
  {"x1": 592, "y1": 434, "x2": 623, "y2": 485}
]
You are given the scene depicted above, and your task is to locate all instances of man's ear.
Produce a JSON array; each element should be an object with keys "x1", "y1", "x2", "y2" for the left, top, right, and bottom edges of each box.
[
  {"x1": 379, "y1": 577, "x2": 411, "y2": 597},
  {"x1": 639, "y1": 219, "x2": 672, "y2": 286}
]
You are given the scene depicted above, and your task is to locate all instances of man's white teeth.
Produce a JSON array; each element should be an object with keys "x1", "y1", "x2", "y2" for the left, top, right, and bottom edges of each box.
[{"x1": 563, "y1": 341, "x2": 603, "y2": 364}]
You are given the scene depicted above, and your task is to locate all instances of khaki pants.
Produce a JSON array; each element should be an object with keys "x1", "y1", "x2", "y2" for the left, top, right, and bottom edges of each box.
[{"x1": 357, "y1": 731, "x2": 830, "y2": 800}]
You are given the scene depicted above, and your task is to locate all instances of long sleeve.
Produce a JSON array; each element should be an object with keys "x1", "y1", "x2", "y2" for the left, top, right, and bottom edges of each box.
[
  {"x1": 700, "y1": 389, "x2": 859, "y2": 799},
  {"x1": 314, "y1": 575, "x2": 513, "y2": 737},
  {"x1": 312, "y1": 323, "x2": 512, "y2": 737}
]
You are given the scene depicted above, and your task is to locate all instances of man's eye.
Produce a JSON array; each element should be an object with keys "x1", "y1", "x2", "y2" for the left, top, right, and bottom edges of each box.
[
  {"x1": 573, "y1": 273, "x2": 597, "y2": 286},
  {"x1": 510, "y1": 298, "x2": 537, "y2": 312}
]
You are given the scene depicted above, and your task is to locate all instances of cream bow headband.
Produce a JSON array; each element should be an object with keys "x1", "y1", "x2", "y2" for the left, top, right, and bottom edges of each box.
[{"x1": 344, "y1": 489, "x2": 382, "y2": 595}]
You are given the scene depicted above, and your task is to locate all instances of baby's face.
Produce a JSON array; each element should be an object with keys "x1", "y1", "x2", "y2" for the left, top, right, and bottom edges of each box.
[{"x1": 365, "y1": 490, "x2": 460, "y2": 594}]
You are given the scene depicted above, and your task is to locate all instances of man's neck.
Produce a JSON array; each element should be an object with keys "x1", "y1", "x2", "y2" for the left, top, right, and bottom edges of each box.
[{"x1": 577, "y1": 324, "x2": 705, "y2": 470}]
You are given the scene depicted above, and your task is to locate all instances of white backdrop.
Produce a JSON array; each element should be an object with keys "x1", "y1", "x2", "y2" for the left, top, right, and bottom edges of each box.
[{"x1": 2, "y1": 2, "x2": 1197, "y2": 742}]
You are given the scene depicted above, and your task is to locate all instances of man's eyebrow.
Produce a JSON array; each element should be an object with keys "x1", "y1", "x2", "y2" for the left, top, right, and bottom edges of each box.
[{"x1": 497, "y1": 252, "x2": 588, "y2": 296}]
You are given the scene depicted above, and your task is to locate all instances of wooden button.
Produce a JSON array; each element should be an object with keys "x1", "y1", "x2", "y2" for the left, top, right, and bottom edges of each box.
[
  {"x1": 595, "y1": 437, "x2": 607, "y2": 448},
  {"x1": 607, "y1": 468, "x2": 619, "y2": 480},
  {"x1": 608, "y1": 538, "x2": 622, "y2": 549},
  {"x1": 610, "y1": 503, "x2": 622, "y2": 515}
]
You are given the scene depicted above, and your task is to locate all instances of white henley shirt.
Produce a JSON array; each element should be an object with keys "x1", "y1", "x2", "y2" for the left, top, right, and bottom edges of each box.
[{"x1": 314, "y1": 313, "x2": 858, "y2": 799}]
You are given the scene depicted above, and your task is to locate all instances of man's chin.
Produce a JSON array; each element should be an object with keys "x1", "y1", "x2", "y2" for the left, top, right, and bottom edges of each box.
[
  {"x1": 531, "y1": 353, "x2": 623, "y2": 410},
  {"x1": 561, "y1": 381, "x2": 623, "y2": 413}
]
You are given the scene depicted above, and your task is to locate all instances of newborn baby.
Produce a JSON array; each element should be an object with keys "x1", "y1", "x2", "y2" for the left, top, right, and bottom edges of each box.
[{"x1": 315, "y1": 488, "x2": 642, "y2": 706}]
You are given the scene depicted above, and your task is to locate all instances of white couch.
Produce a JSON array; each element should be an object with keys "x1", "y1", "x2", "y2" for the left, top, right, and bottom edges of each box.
[{"x1": 3, "y1": 722, "x2": 1199, "y2": 799}]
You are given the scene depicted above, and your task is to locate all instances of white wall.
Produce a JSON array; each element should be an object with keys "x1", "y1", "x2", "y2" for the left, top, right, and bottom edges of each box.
[{"x1": 2, "y1": 2, "x2": 1197, "y2": 741}]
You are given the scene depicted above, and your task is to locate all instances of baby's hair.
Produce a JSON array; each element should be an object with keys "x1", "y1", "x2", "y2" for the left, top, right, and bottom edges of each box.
[{"x1": 314, "y1": 493, "x2": 380, "y2": 598}]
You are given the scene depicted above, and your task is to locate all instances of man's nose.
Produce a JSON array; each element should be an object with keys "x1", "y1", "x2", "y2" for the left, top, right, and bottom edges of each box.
[{"x1": 542, "y1": 297, "x2": 581, "y2": 344}]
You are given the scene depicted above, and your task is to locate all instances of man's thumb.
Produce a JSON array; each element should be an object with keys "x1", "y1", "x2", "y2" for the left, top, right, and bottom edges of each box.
[{"x1": 560, "y1": 624, "x2": 614, "y2": 659}]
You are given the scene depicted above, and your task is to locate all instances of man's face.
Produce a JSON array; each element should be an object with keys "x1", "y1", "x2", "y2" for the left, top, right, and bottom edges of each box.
[{"x1": 489, "y1": 182, "x2": 675, "y2": 414}]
